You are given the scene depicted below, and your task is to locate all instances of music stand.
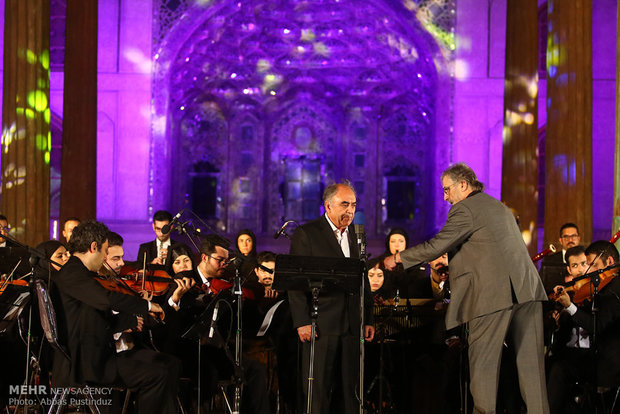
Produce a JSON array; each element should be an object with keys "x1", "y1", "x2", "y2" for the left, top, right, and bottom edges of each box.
[
  {"x1": 182, "y1": 292, "x2": 239, "y2": 414},
  {"x1": 0, "y1": 246, "x2": 31, "y2": 277},
  {"x1": 540, "y1": 264, "x2": 567, "y2": 293},
  {"x1": 0, "y1": 283, "x2": 30, "y2": 336},
  {"x1": 273, "y1": 254, "x2": 363, "y2": 414}
]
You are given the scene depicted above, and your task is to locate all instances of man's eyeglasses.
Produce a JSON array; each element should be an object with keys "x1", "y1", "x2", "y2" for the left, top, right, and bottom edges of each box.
[
  {"x1": 442, "y1": 183, "x2": 457, "y2": 194},
  {"x1": 561, "y1": 234, "x2": 579, "y2": 240},
  {"x1": 209, "y1": 255, "x2": 228, "y2": 265}
]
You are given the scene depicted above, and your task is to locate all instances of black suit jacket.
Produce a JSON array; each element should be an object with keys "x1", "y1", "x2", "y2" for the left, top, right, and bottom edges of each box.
[
  {"x1": 288, "y1": 215, "x2": 373, "y2": 336},
  {"x1": 570, "y1": 276, "x2": 620, "y2": 387},
  {"x1": 136, "y1": 239, "x2": 181, "y2": 265},
  {"x1": 53, "y1": 256, "x2": 148, "y2": 385}
]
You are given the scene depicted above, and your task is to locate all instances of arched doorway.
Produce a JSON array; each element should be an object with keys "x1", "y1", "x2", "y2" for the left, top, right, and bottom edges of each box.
[{"x1": 151, "y1": 0, "x2": 455, "y2": 239}]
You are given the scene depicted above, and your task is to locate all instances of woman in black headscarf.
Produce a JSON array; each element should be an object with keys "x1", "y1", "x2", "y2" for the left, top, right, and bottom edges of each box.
[
  {"x1": 235, "y1": 229, "x2": 258, "y2": 280},
  {"x1": 367, "y1": 257, "x2": 396, "y2": 303},
  {"x1": 165, "y1": 243, "x2": 196, "y2": 277},
  {"x1": 381, "y1": 228, "x2": 429, "y2": 298},
  {"x1": 33, "y1": 239, "x2": 69, "y2": 279},
  {"x1": 384, "y1": 227, "x2": 409, "y2": 258},
  {"x1": 30, "y1": 240, "x2": 70, "y2": 390}
]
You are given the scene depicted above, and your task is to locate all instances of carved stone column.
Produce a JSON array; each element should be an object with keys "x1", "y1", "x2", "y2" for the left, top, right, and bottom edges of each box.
[
  {"x1": 60, "y1": 0, "x2": 98, "y2": 222},
  {"x1": 544, "y1": 0, "x2": 592, "y2": 245},
  {"x1": 501, "y1": 0, "x2": 539, "y2": 254},
  {"x1": 1, "y1": 0, "x2": 51, "y2": 245},
  {"x1": 614, "y1": 0, "x2": 620, "y2": 248}
]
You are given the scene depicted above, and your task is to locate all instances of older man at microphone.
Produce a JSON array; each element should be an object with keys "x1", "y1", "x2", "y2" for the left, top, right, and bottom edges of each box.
[{"x1": 288, "y1": 181, "x2": 374, "y2": 414}]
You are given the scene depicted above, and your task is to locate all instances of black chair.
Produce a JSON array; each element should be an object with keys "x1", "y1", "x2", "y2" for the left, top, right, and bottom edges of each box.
[{"x1": 35, "y1": 279, "x2": 104, "y2": 414}]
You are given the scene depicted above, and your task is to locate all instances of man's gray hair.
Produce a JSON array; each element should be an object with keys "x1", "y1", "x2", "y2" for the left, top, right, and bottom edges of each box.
[
  {"x1": 441, "y1": 163, "x2": 484, "y2": 191},
  {"x1": 323, "y1": 180, "x2": 356, "y2": 203}
]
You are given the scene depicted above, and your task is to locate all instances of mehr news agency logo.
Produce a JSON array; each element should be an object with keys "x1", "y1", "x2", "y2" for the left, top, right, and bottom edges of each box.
[{"x1": 8, "y1": 385, "x2": 113, "y2": 407}]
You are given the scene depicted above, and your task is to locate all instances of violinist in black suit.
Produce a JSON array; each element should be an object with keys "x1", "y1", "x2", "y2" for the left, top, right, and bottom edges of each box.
[
  {"x1": 539, "y1": 223, "x2": 581, "y2": 293},
  {"x1": 136, "y1": 210, "x2": 181, "y2": 265},
  {"x1": 289, "y1": 182, "x2": 375, "y2": 414},
  {"x1": 552, "y1": 241, "x2": 620, "y2": 405},
  {"x1": 546, "y1": 245, "x2": 591, "y2": 414},
  {"x1": 53, "y1": 220, "x2": 180, "y2": 414},
  {"x1": 166, "y1": 236, "x2": 271, "y2": 414}
]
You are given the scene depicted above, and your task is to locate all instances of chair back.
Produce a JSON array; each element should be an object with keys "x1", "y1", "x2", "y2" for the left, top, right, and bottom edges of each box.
[{"x1": 34, "y1": 279, "x2": 70, "y2": 360}]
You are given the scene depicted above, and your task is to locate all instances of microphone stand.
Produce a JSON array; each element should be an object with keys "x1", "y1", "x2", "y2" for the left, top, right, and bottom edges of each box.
[
  {"x1": 185, "y1": 220, "x2": 244, "y2": 413},
  {"x1": 176, "y1": 221, "x2": 202, "y2": 253},
  {"x1": 590, "y1": 273, "x2": 600, "y2": 351},
  {"x1": 232, "y1": 257, "x2": 244, "y2": 414},
  {"x1": 187, "y1": 210, "x2": 233, "y2": 246},
  {"x1": 357, "y1": 228, "x2": 368, "y2": 414},
  {"x1": 164, "y1": 210, "x2": 242, "y2": 413}
]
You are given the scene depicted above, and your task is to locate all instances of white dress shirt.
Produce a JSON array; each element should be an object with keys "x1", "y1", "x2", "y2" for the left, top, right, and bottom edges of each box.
[{"x1": 325, "y1": 214, "x2": 350, "y2": 258}]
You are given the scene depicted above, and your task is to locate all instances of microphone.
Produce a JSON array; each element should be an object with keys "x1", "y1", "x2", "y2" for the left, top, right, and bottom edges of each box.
[
  {"x1": 354, "y1": 224, "x2": 366, "y2": 258},
  {"x1": 274, "y1": 220, "x2": 294, "y2": 239},
  {"x1": 161, "y1": 210, "x2": 183, "y2": 235},
  {"x1": 394, "y1": 289, "x2": 400, "y2": 311},
  {"x1": 208, "y1": 301, "x2": 220, "y2": 339}
]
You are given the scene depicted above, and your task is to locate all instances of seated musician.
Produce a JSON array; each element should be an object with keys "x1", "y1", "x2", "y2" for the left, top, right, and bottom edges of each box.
[
  {"x1": 0, "y1": 214, "x2": 32, "y2": 277},
  {"x1": 136, "y1": 210, "x2": 180, "y2": 265},
  {"x1": 167, "y1": 235, "x2": 271, "y2": 414},
  {"x1": 61, "y1": 217, "x2": 81, "y2": 243},
  {"x1": 34, "y1": 240, "x2": 70, "y2": 276},
  {"x1": 546, "y1": 245, "x2": 591, "y2": 413},
  {"x1": 249, "y1": 251, "x2": 298, "y2": 412},
  {"x1": 22, "y1": 241, "x2": 71, "y2": 398},
  {"x1": 103, "y1": 232, "x2": 192, "y2": 352},
  {"x1": 245, "y1": 251, "x2": 283, "y2": 312},
  {"x1": 410, "y1": 253, "x2": 450, "y2": 305},
  {"x1": 53, "y1": 220, "x2": 181, "y2": 414},
  {"x1": 0, "y1": 214, "x2": 9, "y2": 247},
  {"x1": 366, "y1": 259, "x2": 397, "y2": 303},
  {"x1": 381, "y1": 228, "x2": 427, "y2": 297},
  {"x1": 167, "y1": 243, "x2": 194, "y2": 275},
  {"x1": 235, "y1": 229, "x2": 259, "y2": 280},
  {"x1": 368, "y1": 261, "x2": 386, "y2": 295},
  {"x1": 254, "y1": 251, "x2": 276, "y2": 296},
  {"x1": 144, "y1": 243, "x2": 197, "y2": 357},
  {"x1": 550, "y1": 240, "x2": 620, "y2": 413},
  {"x1": 540, "y1": 222, "x2": 581, "y2": 293}
]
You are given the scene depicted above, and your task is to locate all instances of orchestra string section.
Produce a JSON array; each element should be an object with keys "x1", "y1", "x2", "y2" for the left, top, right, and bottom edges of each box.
[{"x1": 0, "y1": 163, "x2": 619, "y2": 414}]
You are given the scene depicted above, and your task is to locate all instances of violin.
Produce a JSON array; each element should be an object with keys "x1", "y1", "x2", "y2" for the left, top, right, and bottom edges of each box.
[
  {"x1": 209, "y1": 277, "x2": 255, "y2": 300},
  {"x1": 118, "y1": 264, "x2": 177, "y2": 298},
  {"x1": 549, "y1": 267, "x2": 618, "y2": 305},
  {"x1": 95, "y1": 262, "x2": 168, "y2": 324},
  {"x1": 95, "y1": 262, "x2": 147, "y2": 297},
  {"x1": 0, "y1": 275, "x2": 28, "y2": 296}
]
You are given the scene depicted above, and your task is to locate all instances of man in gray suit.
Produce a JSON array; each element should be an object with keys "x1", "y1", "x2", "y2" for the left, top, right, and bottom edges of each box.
[{"x1": 384, "y1": 163, "x2": 549, "y2": 414}]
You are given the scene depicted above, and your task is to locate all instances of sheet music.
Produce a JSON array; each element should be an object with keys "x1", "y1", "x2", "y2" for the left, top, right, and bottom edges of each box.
[
  {"x1": 256, "y1": 299, "x2": 284, "y2": 337},
  {"x1": 0, "y1": 292, "x2": 29, "y2": 334}
]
